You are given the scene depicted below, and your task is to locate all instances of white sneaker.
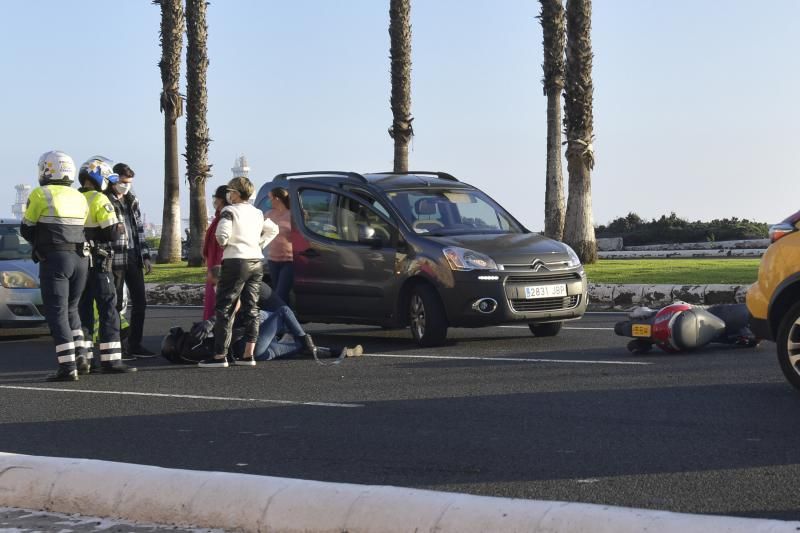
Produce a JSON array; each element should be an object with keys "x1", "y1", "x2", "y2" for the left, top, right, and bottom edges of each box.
[{"x1": 233, "y1": 358, "x2": 256, "y2": 366}]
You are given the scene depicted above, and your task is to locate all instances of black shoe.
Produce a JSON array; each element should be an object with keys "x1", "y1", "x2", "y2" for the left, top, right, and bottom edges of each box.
[
  {"x1": 131, "y1": 346, "x2": 156, "y2": 358},
  {"x1": 302, "y1": 334, "x2": 317, "y2": 357},
  {"x1": 101, "y1": 361, "x2": 138, "y2": 374},
  {"x1": 76, "y1": 356, "x2": 91, "y2": 375},
  {"x1": 46, "y1": 368, "x2": 78, "y2": 382},
  {"x1": 198, "y1": 357, "x2": 229, "y2": 368}
]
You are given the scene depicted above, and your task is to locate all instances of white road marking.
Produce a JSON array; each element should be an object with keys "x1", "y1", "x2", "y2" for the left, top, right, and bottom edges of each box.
[
  {"x1": 363, "y1": 353, "x2": 650, "y2": 366},
  {"x1": 0, "y1": 385, "x2": 362, "y2": 408},
  {"x1": 499, "y1": 325, "x2": 614, "y2": 331}
]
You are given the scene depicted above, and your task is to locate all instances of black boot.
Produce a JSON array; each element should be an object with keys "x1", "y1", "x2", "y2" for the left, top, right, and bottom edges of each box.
[
  {"x1": 47, "y1": 365, "x2": 78, "y2": 382},
  {"x1": 76, "y1": 356, "x2": 91, "y2": 376},
  {"x1": 101, "y1": 361, "x2": 138, "y2": 374},
  {"x1": 302, "y1": 334, "x2": 317, "y2": 357}
]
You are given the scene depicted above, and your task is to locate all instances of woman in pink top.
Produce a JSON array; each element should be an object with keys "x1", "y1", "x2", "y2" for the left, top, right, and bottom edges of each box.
[
  {"x1": 201, "y1": 185, "x2": 229, "y2": 320},
  {"x1": 264, "y1": 187, "x2": 294, "y2": 305}
]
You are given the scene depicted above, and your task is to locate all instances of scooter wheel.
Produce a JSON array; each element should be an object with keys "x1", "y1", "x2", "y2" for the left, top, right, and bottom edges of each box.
[{"x1": 627, "y1": 339, "x2": 653, "y2": 354}]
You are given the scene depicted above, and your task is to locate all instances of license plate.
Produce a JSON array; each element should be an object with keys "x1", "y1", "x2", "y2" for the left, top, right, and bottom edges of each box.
[
  {"x1": 632, "y1": 324, "x2": 652, "y2": 337},
  {"x1": 524, "y1": 284, "x2": 567, "y2": 299}
]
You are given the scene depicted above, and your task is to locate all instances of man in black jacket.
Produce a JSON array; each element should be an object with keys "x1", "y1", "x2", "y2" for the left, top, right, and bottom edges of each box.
[{"x1": 106, "y1": 163, "x2": 154, "y2": 358}]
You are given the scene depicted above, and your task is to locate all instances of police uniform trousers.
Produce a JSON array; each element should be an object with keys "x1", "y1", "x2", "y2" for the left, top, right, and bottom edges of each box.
[
  {"x1": 78, "y1": 266, "x2": 122, "y2": 363},
  {"x1": 39, "y1": 249, "x2": 89, "y2": 368}
]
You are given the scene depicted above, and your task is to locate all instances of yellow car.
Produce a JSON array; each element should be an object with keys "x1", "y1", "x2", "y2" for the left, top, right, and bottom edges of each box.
[{"x1": 746, "y1": 210, "x2": 800, "y2": 389}]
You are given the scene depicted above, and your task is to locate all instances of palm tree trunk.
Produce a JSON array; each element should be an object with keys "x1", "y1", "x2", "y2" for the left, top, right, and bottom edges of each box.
[
  {"x1": 539, "y1": 0, "x2": 566, "y2": 241},
  {"x1": 388, "y1": 0, "x2": 413, "y2": 173},
  {"x1": 185, "y1": 0, "x2": 211, "y2": 267},
  {"x1": 154, "y1": 0, "x2": 184, "y2": 264},
  {"x1": 562, "y1": 0, "x2": 597, "y2": 263}
]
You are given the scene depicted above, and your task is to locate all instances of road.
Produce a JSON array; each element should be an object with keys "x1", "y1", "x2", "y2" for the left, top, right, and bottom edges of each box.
[{"x1": 1, "y1": 308, "x2": 799, "y2": 521}]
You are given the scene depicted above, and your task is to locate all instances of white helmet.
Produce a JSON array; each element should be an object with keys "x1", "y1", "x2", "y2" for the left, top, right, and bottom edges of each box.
[
  {"x1": 38, "y1": 150, "x2": 76, "y2": 185},
  {"x1": 79, "y1": 156, "x2": 118, "y2": 191}
]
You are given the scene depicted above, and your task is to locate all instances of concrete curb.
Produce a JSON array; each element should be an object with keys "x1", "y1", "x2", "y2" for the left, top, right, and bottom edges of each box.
[
  {"x1": 1, "y1": 452, "x2": 797, "y2": 533},
  {"x1": 146, "y1": 283, "x2": 751, "y2": 311}
]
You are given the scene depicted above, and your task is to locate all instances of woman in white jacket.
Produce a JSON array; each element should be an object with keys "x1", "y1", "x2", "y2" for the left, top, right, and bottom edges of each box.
[{"x1": 198, "y1": 177, "x2": 279, "y2": 367}]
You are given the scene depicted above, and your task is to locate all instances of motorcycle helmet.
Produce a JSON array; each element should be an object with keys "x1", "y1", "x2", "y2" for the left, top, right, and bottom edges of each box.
[
  {"x1": 79, "y1": 156, "x2": 118, "y2": 191},
  {"x1": 37, "y1": 150, "x2": 76, "y2": 185}
]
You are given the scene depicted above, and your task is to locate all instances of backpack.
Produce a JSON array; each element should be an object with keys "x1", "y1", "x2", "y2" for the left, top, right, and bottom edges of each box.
[
  {"x1": 161, "y1": 323, "x2": 216, "y2": 364},
  {"x1": 160, "y1": 319, "x2": 244, "y2": 364}
]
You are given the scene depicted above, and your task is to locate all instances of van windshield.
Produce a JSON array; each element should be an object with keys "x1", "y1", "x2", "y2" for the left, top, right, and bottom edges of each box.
[
  {"x1": 0, "y1": 224, "x2": 33, "y2": 261},
  {"x1": 385, "y1": 189, "x2": 524, "y2": 236}
]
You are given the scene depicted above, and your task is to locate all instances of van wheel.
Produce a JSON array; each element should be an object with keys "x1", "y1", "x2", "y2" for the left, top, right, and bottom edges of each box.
[
  {"x1": 409, "y1": 285, "x2": 448, "y2": 347},
  {"x1": 529, "y1": 322, "x2": 563, "y2": 337},
  {"x1": 776, "y1": 302, "x2": 800, "y2": 391}
]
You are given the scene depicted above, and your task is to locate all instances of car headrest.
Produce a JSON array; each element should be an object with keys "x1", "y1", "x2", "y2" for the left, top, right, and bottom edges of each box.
[
  {"x1": 415, "y1": 198, "x2": 438, "y2": 216},
  {"x1": 1, "y1": 234, "x2": 19, "y2": 250}
]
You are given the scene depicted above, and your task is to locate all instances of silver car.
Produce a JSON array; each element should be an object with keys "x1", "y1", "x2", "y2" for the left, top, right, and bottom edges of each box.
[{"x1": 0, "y1": 220, "x2": 45, "y2": 327}]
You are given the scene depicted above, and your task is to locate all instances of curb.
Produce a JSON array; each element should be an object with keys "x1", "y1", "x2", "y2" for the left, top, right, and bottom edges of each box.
[
  {"x1": 146, "y1": 283, "x2": 751, "y2": 311},
  {"x1": 1, "y1": 452, "x2": 797, "y2": 533}
]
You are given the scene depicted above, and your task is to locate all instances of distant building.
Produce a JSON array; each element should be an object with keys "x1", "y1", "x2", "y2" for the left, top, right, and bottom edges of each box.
[
  {"x1": 231, "y1": 155, "x2": 250, "y2": 179},
  {"x1": 12, "y1": 184, "x2": 31, "y2": 219}
]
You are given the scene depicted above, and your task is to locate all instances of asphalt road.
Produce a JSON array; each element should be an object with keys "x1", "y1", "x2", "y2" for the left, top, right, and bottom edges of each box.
[{"x1": 1, "y1": 308, "x2": 799, "y2": 521}]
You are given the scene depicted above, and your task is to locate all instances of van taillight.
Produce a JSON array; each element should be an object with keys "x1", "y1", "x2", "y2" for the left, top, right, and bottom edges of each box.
[{"x1": 770, "y1": 210, "x2": 800, "y2": 243}]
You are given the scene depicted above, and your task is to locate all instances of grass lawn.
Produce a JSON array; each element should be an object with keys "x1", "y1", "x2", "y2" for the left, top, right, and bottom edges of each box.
[
  {"x1": 149, "y1": 263, "x2": 207, "y2": 284},
  {"x1": 151, "y1": 258, "x2": 761, "y2": 285},
  {"x1": 584, "y1": 258, "x2": 760, "y2": 285}
]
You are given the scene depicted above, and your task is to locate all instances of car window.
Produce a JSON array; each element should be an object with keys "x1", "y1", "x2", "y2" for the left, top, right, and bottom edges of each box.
[
  {"x1": 0, "y1": 225, "x2": 33, "y2": 260},
  {"x1": 386, "y1": 189, "x2": 521, "y2": 235},
  {"x1": 299, "y1": 189, "x2": 392, "y2": 244}
]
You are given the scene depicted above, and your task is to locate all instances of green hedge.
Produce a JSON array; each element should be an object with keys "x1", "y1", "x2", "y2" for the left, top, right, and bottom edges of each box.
[{"x1": 595, "y1": 212, "x2": 768, "y2": 246}]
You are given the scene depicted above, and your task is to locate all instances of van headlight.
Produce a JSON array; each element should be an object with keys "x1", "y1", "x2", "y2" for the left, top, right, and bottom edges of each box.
[
  {"x1": 443, "y1": 247, "x2": 498, "y2": 271},
  {"x1": 564, "y1": 245, "x2": 582, "y2": 268},
  {"x1": 1, "y1": 271, "x2": 38, "y2": 289}
]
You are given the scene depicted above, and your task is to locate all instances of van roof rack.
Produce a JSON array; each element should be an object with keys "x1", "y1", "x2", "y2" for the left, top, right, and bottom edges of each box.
[
  {"x1": 372, "y1": 171, "x2": 459, "y2": 182},
  {"x1": 273, "y1": 171, "x2": 367, "y2": 183}
]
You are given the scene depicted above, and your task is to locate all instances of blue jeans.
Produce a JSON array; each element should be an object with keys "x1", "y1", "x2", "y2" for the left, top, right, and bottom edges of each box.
[
  {"x1": 235, "y1": 307, "x2": 306, "y2": 361},
  {"x1": 268, "y1": 260, "x2": 294, "y2": 307}
]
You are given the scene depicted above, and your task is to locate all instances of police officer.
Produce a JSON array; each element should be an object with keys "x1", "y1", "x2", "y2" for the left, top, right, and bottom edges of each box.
[
  {"x1": 20, "y1": 151, "x2": 90, "y2": 382},
  {"x1": 76, "y1": 157, "x2": 136, "y2": 374}
]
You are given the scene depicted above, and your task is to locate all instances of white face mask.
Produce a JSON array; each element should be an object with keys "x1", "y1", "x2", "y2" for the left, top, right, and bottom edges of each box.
[{"x1": 114, "y1": 182, "x2": 132, "y2": 195}]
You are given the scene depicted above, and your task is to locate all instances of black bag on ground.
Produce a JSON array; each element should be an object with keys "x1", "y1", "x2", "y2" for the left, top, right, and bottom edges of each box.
[{"x1": 160, "y1": 323, "x2": 216, "y2": 364}]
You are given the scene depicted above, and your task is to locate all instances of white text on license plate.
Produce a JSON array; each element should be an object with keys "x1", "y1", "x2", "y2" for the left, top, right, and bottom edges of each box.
[{"x1": 524, "y1": 284, "x2": 567, "y2": 299}]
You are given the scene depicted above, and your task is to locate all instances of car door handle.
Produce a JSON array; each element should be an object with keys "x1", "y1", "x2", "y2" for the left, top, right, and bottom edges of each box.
[{"x1": 299, "y1": 249, "x2": 320, "y2": 258}]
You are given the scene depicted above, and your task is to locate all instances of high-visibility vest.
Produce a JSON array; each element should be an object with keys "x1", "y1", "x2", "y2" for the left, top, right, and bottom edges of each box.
[
  {"x1": 21, "y1": 185, "x2": 88, "y2": 246},
  {"x1": 82, "y1": 189, "x2": 119, "y2": 246}
]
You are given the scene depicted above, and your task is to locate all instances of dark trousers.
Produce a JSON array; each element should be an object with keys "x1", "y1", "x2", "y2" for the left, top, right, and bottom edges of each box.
[
  {"x1": 39, "y1": 250, "x2": 89, "y2": 367},
  {"x1": 214, "y1": 258, "x2": 263, "y2": 356},
  {"x1": 79, "y1": 267, "x2": 121, "y2": 362},
  {"x1": 113, "y1": 253, "x2": 146, "y2": 348},
  {"x1": 267, "y1": 260, "x2": 294, "y2": 308}
]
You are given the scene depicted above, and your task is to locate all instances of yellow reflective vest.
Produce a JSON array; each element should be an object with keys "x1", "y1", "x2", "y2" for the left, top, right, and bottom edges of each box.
[{"x1": 21, "y1": 184, "x2": 88, "y2": 246}]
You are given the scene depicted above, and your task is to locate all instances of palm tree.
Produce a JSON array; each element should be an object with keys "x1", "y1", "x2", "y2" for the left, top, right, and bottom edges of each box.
[
  {"x1": 562, "y1": 0, "x2": 597, "y2": 263},
  {"x1": 185, "y1": 0, "x2": 211, "y2": 267},
  {"x1": 154, "y1": 0, "x2": 184, "y2": 264},
  {"x1": 539, "y1": 0, "x2": 566, "y2": 241},
  {"x1": 388, "y1": 0, "x2": 413, "y2": 173}
]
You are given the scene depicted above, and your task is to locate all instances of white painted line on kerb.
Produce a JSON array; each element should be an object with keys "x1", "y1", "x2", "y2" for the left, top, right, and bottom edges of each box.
[
  {"x1": 0, "y1": 385, "x2": 362, "y2": 408},
  {"x1": 364, "y1": 353, "x2": 651, "y2": 366},
  {"x1": 500, "y1": 325, "x2": 614, "y2": 331}
]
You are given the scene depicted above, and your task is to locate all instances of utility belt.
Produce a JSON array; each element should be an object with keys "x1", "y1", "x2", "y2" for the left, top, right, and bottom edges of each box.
[
  {"x1": 88, "y1": 243, "x2": 114, "y2": 272},
  {"x1": 34, "y1": 242, "x2": 89, "y2": 262}
]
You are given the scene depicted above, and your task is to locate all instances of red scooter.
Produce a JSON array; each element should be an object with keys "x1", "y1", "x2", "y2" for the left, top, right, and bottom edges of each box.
[{"x1": 614, "y1": 302, "x2": 760, "y2": 354}]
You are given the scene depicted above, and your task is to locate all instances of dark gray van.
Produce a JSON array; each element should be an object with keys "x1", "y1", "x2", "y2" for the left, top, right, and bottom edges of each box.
[{"x1": 254, "y1": 171, "x2": 587, "y2": 346}]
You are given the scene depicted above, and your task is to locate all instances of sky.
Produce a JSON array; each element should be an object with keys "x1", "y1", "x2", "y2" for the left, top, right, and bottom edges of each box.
[{"x1": 1, "y1": 0, "x2": 798, "y2": 231}]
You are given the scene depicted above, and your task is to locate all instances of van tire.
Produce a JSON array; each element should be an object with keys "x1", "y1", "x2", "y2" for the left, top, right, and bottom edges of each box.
[
  {"x1": 529, "y1": 322, "x2": 563, "y2": 337},
  {"x1": 408, "y1": 285, "x2": 448, "y2": 347},
  {"x1": 776, "y1": 301, "x2": 800, "y2": 391}
]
